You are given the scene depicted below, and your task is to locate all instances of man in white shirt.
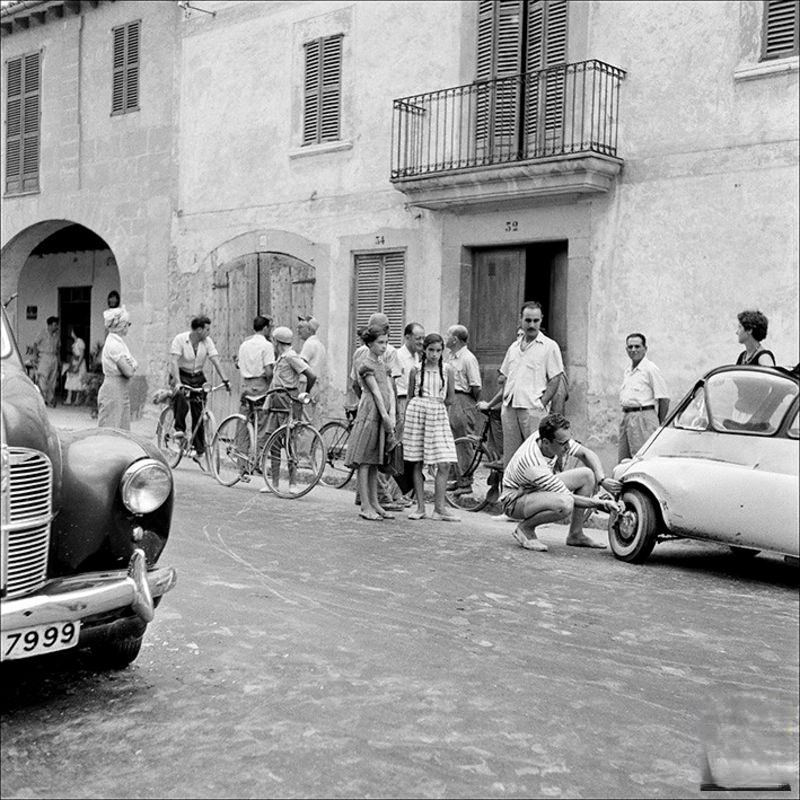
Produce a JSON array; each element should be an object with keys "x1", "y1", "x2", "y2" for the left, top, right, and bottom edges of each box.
[
  {"x1": 236, "y1": 315, "x2": 275, "y2": 451},
  {"x1": 618, "y1": 332, "x2": 670, "y2": 462},
  {"x1": 478, "y1": 301, "x2": 565, "y2": 468},
  {"x1": 501, "y1": 413, "x2": 623, "y2": 552},
  {"x1": 445, "y1": 324, "x2": 482, "y2": 495},
  {"x1": 169, "y1": 315, "x2": 230, "y2": 457}
]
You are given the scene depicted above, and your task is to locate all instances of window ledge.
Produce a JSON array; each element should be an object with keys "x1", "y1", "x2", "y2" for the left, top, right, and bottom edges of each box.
[
  {"x1": 4, "y1": 189, "x2": 40, "y2": 198},
  {"x1": 289, "y1": 140, "x2": 353, "y2": 159},
  {"x1": 734, "y1": 56, "x2": 799, "y2": 82}
]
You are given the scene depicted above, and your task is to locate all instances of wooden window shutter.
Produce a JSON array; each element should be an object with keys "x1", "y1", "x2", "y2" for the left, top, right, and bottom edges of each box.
[
  {"x1": 303, "y1": 34, "x2": 343, "y2": 145},
  {"x1": 5, "y1": 57, "x2": 23, "y2": 194},
  {"x1": 6, "y1": 52, "x2": 40, "y2": 194},
  {"x1": 475, "y1": 0, "x2": 524, "y2": 156},
  {"x1": 525, "y1": 0, "x2": 568, "y2": 156},
  {"x1": 353, "y1": 252, "x2": 406, "y2": 348},
  {"x1": 112, "y1": 21, "x2": 140, "y2": 114},
  {"x1": 762, "y1": 0, "x2": 799, "y2": 59}
]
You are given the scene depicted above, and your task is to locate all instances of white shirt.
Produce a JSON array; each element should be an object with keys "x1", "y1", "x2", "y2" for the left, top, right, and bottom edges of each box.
[
  {"x1": 499, "y1": 333, "x2": 564, "y2": 409},
  {"x1": 102, "y1": 332, "x2": 137, "y2": 377},
  {"x1": 396, "y1": 344, "x2": 420, "y2": 397},
  {"x1": 619, "y1": 356, "x2": 669, "y2": 407},
  {"x1": 170, "y1": 332, "x2": 219, "y2": 374},
  {"x1": 300, "y1": 334, "x2": 326, "y2": 376},
  {"x1": 237, "y1": 334, "x2": 275, "y2": 379},
  {"x1": 446, "y1": 346, "x2": 482, "y2": 393}
]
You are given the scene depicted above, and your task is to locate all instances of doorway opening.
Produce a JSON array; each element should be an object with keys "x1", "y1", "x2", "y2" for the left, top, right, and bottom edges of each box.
[
  {"x1": 469, "y1": 240, "x2": 568, "y2": 400},
  {"x1": 58, "y1": 285, "x2": 92, "y2": 368}
]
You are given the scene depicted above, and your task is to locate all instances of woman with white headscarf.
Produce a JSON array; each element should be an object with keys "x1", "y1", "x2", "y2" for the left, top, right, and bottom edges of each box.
[{"x1": 97, "y1": 306, "x2": 137, "y2": 430}]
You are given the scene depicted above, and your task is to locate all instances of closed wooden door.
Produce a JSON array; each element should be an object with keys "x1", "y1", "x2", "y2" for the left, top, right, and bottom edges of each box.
[{"x1": 471, "y1": 248, "x2": 525, "y2": 401}]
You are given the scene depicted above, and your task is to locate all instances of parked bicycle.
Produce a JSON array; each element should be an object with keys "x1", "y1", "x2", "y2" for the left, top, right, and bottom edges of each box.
[
  {"x1": 317, "y1": 406, "x2": 357, "y2": 488},
  {"x1": 445, "y1": 406, "x2": 504, "y2": 512},
  {"x1": 156, "y1": 383, "x2": 226, "y2": 472},
  {"x1": 209, "y1": 386, "x2": 327, "y2": 499}
]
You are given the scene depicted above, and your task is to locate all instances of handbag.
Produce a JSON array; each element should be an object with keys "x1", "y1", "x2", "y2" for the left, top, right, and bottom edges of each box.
[{"x1": 379, "y1": 431, "x2": 404, "y2": 477}]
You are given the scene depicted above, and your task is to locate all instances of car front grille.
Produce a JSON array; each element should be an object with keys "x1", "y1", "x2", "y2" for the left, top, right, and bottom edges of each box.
[{"x1": 1, "y1": 447, "x2": 53, "y2": 599}]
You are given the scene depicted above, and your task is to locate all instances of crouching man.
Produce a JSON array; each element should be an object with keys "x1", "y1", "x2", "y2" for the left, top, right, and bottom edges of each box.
[{"x1": 500, "y1": 413, "x2": 623, "y2": 552}]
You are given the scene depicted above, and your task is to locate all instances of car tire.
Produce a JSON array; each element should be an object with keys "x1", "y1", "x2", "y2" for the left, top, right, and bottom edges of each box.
[
  {"x1": 608, "y1": 487, "x2": 659, "y2": 564},
  {"x1": 90, "y1": 632, "x2": 144, "y2": 670},
  {"x1": 730, "y1": 546, "x2": 760, "y2": 558}
]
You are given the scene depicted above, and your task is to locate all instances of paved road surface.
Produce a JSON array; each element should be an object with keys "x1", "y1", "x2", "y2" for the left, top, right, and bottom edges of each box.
[{"x1": 2, "y1": 411, "x2": 798, "y2": 799}]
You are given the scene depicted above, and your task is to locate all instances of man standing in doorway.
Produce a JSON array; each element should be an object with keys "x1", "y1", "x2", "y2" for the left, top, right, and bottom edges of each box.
[
  {"x1": 32, "y1": 316, "x2": 60, "y2": 407},
  {"x1": 237, "y1": 315, "x2": 275, "y2": 451},
  {"x1": 618, "y1": 332, "x2": 670, "y2": 462},
  {"x1": 297, "y1": 315, "x2": 326, "y2": 424},
  {"x1": 170, "y1": 315, "x2": 230, "y2": 459},
  {"x1": 445, "y1": 324, "x2": 482, "y2": 495},
  {"x1": 478, "y1": 301, "x2": 565, "y2": 468}
]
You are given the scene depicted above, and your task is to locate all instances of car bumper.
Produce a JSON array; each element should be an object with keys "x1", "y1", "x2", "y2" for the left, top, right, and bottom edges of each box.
[{"x1": 0, "y1": 548, "x2": 177, "y2": 633}]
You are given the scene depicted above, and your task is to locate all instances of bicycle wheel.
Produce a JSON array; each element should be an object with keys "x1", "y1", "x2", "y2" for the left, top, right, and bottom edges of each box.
[
  {"x1": 197, "y1": 410, "x2": 217, "y2": 473},
  {"x1": 317, "y1": 420, "x2": 355, "y2": 488},
  {"x1": 446, "y1": 436, "x2": 484, "y2": 507},
  {"x1": 156, "y1": 406, "x2": 183, "y2": 468},
  {"x1": 260, "y1": 423, "x2": 326, "y2": 499},
  {"x1": 210, "y1": 414, "x2": 254, "y2": 487}
]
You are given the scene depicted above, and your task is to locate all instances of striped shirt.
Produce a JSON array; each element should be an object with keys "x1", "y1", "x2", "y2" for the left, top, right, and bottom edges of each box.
[{"x1": 499, "y1": 434, "x2": 580, "y2": 505}]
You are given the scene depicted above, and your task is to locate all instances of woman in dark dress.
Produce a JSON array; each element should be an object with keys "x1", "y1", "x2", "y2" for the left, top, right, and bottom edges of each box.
[
  {"x1": 345, "y1": 325, "x2": 396, "y2": 521},
  {"x1": 735, "y1": 310, "x2": 775, "y2": 366}
]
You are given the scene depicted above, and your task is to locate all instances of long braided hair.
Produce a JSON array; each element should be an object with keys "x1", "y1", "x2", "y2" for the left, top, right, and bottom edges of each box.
[{"x1": 418, "y1": 333, "x2": 445, "y2": 398}]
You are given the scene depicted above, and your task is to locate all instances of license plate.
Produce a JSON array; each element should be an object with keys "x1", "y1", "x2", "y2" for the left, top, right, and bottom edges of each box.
[{"x1": 0, "y1": 620, "x2": 81, "y2": 661}]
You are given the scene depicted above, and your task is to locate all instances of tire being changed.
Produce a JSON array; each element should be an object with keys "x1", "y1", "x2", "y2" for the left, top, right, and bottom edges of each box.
[
  {"x1": 211, "y1": 414, "x2": 254, "y2": 487},
  {"x1": 156, "y1": 406, "x2": 183, "y2": 468},
  {"x1": 317, "y1": 420, "x2": 355, "y2": 488},
  {"x1": 261, "y1": 424, "x2": 326, "y2": 499},
  {"x1": 608, "y1": 487, "x2": 659, "y2": 563}
]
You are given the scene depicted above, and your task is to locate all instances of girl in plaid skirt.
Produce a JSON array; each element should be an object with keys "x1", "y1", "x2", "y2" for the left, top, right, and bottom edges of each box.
[{"x1": 403, "y1": 333, "x2": 460, "y2": 522}]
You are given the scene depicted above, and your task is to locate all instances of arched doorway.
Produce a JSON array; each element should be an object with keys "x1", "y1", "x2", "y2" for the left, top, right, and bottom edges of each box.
[
  {"x1": 2, "y1": 221, "x2": 121, "y2": 404},
  {"x1": 211, "y1": 251, "x2": 316, "y2": 415}
]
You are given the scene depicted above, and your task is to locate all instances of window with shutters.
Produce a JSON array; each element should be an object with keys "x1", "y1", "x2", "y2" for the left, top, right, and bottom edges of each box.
[
  {"x1": 352, "y1": 252, "x2": 406, "y2": 348},
  {"x1": 761, "y1": 0, "x2": 799, "y2": 60},
  {"x1": 476, "y1": 0, "x2": 567, "y2": 158},
  {"x1": 5, "y1": 51, "x2": 40, "y2": 195},
  {"x1": 111, "y1": 20, "x2": 140, "y2": 115},
  {"x1": 303, "y1": 34, "x2": 343, "y2": 145}
]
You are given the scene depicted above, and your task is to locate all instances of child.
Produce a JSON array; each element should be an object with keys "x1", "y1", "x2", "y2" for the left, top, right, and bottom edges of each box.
[
  {"x1": 345, "y1": 325, "x2": 397, "y2": 521},
  {"x1": 403, "y1": 333, "x2": 460, "y2": 521}
]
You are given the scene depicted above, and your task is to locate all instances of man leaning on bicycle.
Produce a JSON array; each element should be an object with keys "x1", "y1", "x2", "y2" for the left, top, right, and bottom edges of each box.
[{"x1": 170, "y1": 315, "x2": 230, "y2": 458}]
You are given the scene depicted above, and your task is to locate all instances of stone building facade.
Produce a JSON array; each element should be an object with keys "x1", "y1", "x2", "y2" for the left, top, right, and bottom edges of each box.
[{"x1": 2, "y1": 0, "x2": 798, "y2": 459}]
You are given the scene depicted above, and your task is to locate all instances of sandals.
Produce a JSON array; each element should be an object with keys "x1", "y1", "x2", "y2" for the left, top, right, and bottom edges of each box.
[
  {"x1": 431, "y1": 511, "x2": 460, "y2": 522},
  {"x1": 408, "y1": 510, "x2": 427, "y2": 520}
]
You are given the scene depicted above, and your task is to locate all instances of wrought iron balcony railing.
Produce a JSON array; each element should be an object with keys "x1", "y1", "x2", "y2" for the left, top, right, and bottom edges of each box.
[{"x1": 391, "y1": 59, "x2": 626, "y2": 180}]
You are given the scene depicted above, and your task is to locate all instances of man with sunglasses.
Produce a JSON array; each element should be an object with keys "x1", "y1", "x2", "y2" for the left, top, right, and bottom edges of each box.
[{"x1": 500, "y1": 413, "x2": 623, "y2": 552}]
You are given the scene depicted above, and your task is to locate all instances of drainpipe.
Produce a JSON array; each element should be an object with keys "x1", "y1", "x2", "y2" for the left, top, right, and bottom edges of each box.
[{"x1": 77, "y1": 11, "x2": 83, "y2": 190}]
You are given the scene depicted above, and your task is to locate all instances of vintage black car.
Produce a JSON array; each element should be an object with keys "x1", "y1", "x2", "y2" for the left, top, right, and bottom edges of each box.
[{"x1": 1, "y1": 306, "x2": 176, "y2": 668}]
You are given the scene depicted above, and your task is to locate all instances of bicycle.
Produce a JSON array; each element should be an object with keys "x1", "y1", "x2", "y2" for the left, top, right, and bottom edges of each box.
[
  {"x1": 317, "y1": 407, "x2": 357, "y2": 488},
  {"x1": 156, "y1": 383, "x2": 226, "y2": 472},
  {"x1": 209, "y1": 387, "x2": 327, "y2": 499},
  {"x1": 446, "y1": 406, "x2": 505, "y2": 512}
]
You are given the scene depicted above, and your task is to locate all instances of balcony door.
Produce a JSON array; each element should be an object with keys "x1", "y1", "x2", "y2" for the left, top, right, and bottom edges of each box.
[{"x1": 476, "y1": 0, "x2": 568, "y2": 161}]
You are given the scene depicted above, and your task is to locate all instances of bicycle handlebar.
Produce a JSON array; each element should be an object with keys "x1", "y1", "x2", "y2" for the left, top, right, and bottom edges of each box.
[
  {"x1": 179, "y1": 383, "x2": 227, "y2": 396},
  {"x1": 264, "y1": 387, "x2": 312, "y2": 405}
]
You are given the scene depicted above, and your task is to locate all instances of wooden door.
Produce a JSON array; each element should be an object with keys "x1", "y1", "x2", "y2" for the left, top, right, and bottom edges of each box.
[
  {"x1": 258, "y1": 253, "x2": 316, "y2": 350},
  {"x1": 471, "y1": 248, "x2": 525, "y2": 401}
]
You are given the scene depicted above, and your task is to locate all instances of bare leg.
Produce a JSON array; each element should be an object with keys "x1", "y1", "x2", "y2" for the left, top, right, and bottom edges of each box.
[
  {"x1": 559, "y1": 467, "x2": 606, "y2": 548},
  {"x1": 408, "y1": 462, "x2": 427, "y2": 518},
  {"x1": 509, "y1": 491, "x2": 573, "y2": 542},
  {"x1": 432, "y1": 464, "x2": 459, "y2": 520},
  {"x1": 357, "y1": 465, "x2": 380, "y2": 519}
]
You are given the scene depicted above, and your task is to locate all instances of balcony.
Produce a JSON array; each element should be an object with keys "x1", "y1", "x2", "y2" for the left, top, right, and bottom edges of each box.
[{"x1": 390, "y1": 60, "x2": 626, "y2": 210}]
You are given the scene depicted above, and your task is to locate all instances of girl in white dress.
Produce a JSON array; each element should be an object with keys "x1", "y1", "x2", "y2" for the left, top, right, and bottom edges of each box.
[
  {"x1": 403, "y1": 333, "x2": 459, "y2": 521},
  {"x1": 63, "y1": 327, "x2": 87, "y2": 405}
]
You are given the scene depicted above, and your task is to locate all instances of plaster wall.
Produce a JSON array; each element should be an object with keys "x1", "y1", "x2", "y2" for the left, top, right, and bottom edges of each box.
[{"x1": 0, "y1": 1, "x2": 180, "y2": 389}]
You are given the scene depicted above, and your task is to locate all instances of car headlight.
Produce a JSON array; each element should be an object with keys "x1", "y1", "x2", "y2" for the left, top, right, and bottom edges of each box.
[{"x1": 121, "y1": 459, "x2": 173, "y2": 515}]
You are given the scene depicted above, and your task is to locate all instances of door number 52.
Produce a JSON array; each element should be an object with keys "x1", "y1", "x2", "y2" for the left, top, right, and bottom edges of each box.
[{"x1": 505, "y1": 221, "x2": 518, "y2": 232}]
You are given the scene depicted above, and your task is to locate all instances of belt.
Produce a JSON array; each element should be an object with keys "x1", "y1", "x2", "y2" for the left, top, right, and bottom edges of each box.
[
  {"x1": 179, "y1": 369, "x2": 205, "y2": 376},
  {"x1": 455, "y1": 390, "x2": 471, "y2": 395},
  {"x1": 622, "y1": 404, "x2": 655, "y2": 413},
  {"x1": 396, "y1": 394, "x2": 407, "y2": 399}
]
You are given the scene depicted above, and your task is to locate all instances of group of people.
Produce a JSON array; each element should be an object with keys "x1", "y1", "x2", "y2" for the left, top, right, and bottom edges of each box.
[{"x1": 340, "y1": 302, "x2": 779, "y2": 553}]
